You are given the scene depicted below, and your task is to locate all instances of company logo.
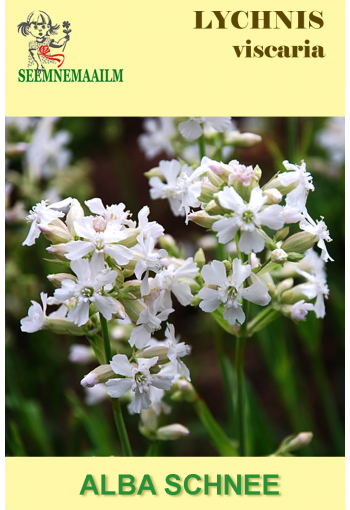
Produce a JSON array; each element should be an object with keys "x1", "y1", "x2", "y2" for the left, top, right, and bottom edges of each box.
[
  {"x1": 17, "y1": 10, "x2": 123, "y2": 83},
  {"x1": 18, "y1": 10, "x2": 71, "y2": 72}
]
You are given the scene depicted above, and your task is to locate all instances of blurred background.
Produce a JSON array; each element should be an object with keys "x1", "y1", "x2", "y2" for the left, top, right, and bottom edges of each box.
[{"x1": 5, "y1": 116, "x2": 345, "y2": 456}]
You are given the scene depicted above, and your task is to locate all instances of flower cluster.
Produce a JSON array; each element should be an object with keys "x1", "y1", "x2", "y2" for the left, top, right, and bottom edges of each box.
[
  {"x1": 146, "y1": 149, "x2": 333, "y2": 326},
  {"x1": 139, "y1": 116, "x2": 262, "y2": 165},
  {"x1": 21, "y1": 197, "x2": 195, "y2": 429}
]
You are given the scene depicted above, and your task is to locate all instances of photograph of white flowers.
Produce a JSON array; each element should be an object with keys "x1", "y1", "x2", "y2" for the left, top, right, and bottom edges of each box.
[{"x1": 5, "y1": 117, "x2": 344, "y2": 457}]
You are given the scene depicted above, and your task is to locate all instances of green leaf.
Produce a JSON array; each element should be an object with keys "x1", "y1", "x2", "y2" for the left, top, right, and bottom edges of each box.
[{"x1": 193, "y1": 396, "x2": 238, "y2": 456}]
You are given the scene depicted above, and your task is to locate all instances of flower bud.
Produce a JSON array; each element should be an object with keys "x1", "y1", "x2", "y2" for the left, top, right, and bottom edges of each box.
[
  {"x1": 114, "y1": 299, "x2": 127, "y2": 320},
  {"x1": 280, "y1": 284, "x2": 310, "y2": 305},
  {"x1": 121, "y1": 280, "x2": 141, "y2": 298},
  {"x1": 170, "y1": 379, "x2": 196, "y2": 402},
  {"x1": 206, "y1": 199, "x2": 225, "y2": 215},
  {"x1": 277, "y1": 278, "x2": 294, "y2": 294},
  {"x1": 190, "y1": 294, "x2": 202, "y2": 307},
  {"x1": 5, "y1": 142, "x2": 28, "y2": 156},
  {"x1": 225, "y1": 131, "x2": 262, "y2": 148},
  {"x1": 223, "y1": 260, "x2": 232, "y2": 272},
  {"x1": 119, "y1": 297, "x2": 147, "y2": 323},
  {"x1": 46, "y1": 316, "x2": 86, "y2": 336},
  {"x1": 137, "y1": 345, "x2": 169, "y2": 364},
  {"x1": 287, "y1": 252, "x2": 305, "y2": 262},
  {"x1": 274, "y1": 226, "x2": 290, "y2": 242},
  {"x1": 140, "y1": 408, "x2": 158, "y2": 435},
  {"x1": 198, "y1": 182, "x2": 218, "y2": 203},
  {"x1": 188, "y1": 210, "x2": 221, "y2": 229},
  {"x1": 144, "y1": 167, "x2": 164, "y2": 179},
  {"x1": 118, "y1": 228, "x2": 139, "y2": 248},
  {"x1": 207, "y1": 170, "x2": 224, "y2": 188},
  {"x1": 271, "y1": 249, "x2": 288, "y2": 265},
  {"x1": 194, "y1": 248, "x2": 206, "y2": 269},
  {"x1": 274, "y1": 432, "x2": 313, "y2": 455},
  {"x1": 254, "y1": 165, "x2": 262, "y2": 182},
  {"x1": 282, "y1": 232, "x2": 317, "y2": 254},
  {"x1": 264, "y1": 188, "x2": 282, "y2": 204},
  {"x1": 47, "y1": 273, "x2": 76, "y2": 288},
  {"x1": 156, "y1": 424, "x2": 190, "y2": 441},
  {"x1": 66, "y1": 199, "x2": 84, "y2": 235},
  {"x1": 81, "y1": 364, "x2": 116, "y2": 387},
  {"x1": 158, "y1": 235, "x2": 180, "y2": 257},
  {"x1": 39, "y1": 219, "x2": 72, "y2": 244},
  {"x1": 46, "y1": 243, "x2": 68, "y2": 260}
]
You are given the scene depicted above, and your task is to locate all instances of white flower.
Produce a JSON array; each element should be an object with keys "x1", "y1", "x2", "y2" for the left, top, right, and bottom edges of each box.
[
  {"x1": 23, "y1": 198, "x2": 72, "y2": 246},
  {"x1": 137, "y1": 205, "x2": 164, "y2": 240},
  {"x1": 164, "y1": 324, "x2": 191, "y2": 381},
  {"x1": 213, "y1": 186, "x2": 284, "y2": 253},
  {"x1": 134, "y1": 233, "x2": 167, "y2": 296},
  {"x1": 298, "y1": 249, "x2": 325, "y2": 275},
  {"x1": 282, "y1": 205, "x2": 303, "y2": 224},
  {"x1": 20, "y1": 292, "x2": 49, "y2": 332},
  {"x1": 25, "y1": 117, "x2": 71, "y2": 179},
  {"x1": 226, "y1": 160, "x2": 258, "y2": 187},
  {"x1": 5, "y1": 116, "x2": 34, "y2": 134},
  {"x1": 198, "y1": 259, "x2": 271, "y2": 325},
  {"x1": 316, "y1": 117, "x2": 345, "y2": 165},
  {"x1": 106, "y1": 355, "x2": 173, "y2": 413},
  {"x1": 84, "y1": 198, "x2": 134, "y2": 228},
  {"x1": 54, "y1": 254, "x2": 120, "y2": 327},
  {"x1": 69, "y1": 344, "x2": 94, "y2": 364},
  {"x1": 291, "y1": 300, "x2": 314, "y2": 321},
  {"x1": 66, "y1": 216, "x2": 133, "y2": 265},
  {"x1": 138, "y1": 117, "x2": 176, "y2": 159},
  {"x1": 153, "y1": 257, "x2": 199, "y2": 306},
  {"x1": 129, "y1": 291, "x2": 174, "y2": 348},
  {"x1": 299, "y1": 213, "x2": 333, "y2": 262},
  {"x1": 178, "y1": 117, "x2": 232, "y2": 141},
  {"x1": 297, "y1": 267, "x2": 329, "y2": 319},
  {"x1": 20, "y1": 292, "x2": 78, "y2": 333},
  {"x1": 149, "y1": 160, "x2": 203, "y2": 223},
  {"x1": 279, "y1": 160, "x2": 314, "y2": 212}
]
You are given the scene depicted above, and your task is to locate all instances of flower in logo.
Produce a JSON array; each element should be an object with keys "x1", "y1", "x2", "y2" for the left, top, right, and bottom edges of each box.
[{"x1": 63, "y1": 21, "x2": 71, "y2": 29}]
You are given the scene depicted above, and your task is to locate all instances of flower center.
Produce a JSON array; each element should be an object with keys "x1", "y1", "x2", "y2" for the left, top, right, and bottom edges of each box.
[
  {"x1": 94, "y1": 236, "x2": 105, "y2": 251},
  {"x1": 242, "y1": 210, "x2": 255, "y2": 223},
  {"x1": 227, "y1": 286, "x2": 238, "y2": 300},
  {"x1": 81, "y1": 286, "x2": 94, "y2": 298},
  {"x1": 135, "y1": 371, "x2": 147, "y2": 385}
]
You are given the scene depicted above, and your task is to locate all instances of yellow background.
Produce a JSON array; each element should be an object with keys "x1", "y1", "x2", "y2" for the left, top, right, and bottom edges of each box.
[
  {"x1": 5, "y1": 457, "x2": 345, "y2": 509},
  {"x1": 5, "y1": 0, "x2": 345, "y2": 116}
]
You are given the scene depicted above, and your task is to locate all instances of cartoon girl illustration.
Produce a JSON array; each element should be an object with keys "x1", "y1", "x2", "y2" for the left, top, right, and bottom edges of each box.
[{"x1": 17, "y1": 11, "x2": 70, "y2": 72}]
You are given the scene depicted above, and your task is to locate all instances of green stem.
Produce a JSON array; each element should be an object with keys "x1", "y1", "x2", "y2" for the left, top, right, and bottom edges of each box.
[
  {"x1": 235, "y1": 231, "x2": 242, "y2": 260},
  {"x1": 111, "y1": 399, "x2": 132, "y2": 457},
  {"x1": 213, "y1": 323, "x2": 236, "y2": 436},
  {"x1": 100, "y1": 315, "x2": 112, "y2": 362},
  {"x1": 100, "y1": 314, "x2": 132, "y2": 457},
  {"x1": 146, "y1": 441, "x2": 159, "y2": 456},
  {"x1": 198, "y1": 134, "x2": 206, "y2": 159},
  {"x1": 235, "y1": 335, "x2": 247, "y2": 456}
]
